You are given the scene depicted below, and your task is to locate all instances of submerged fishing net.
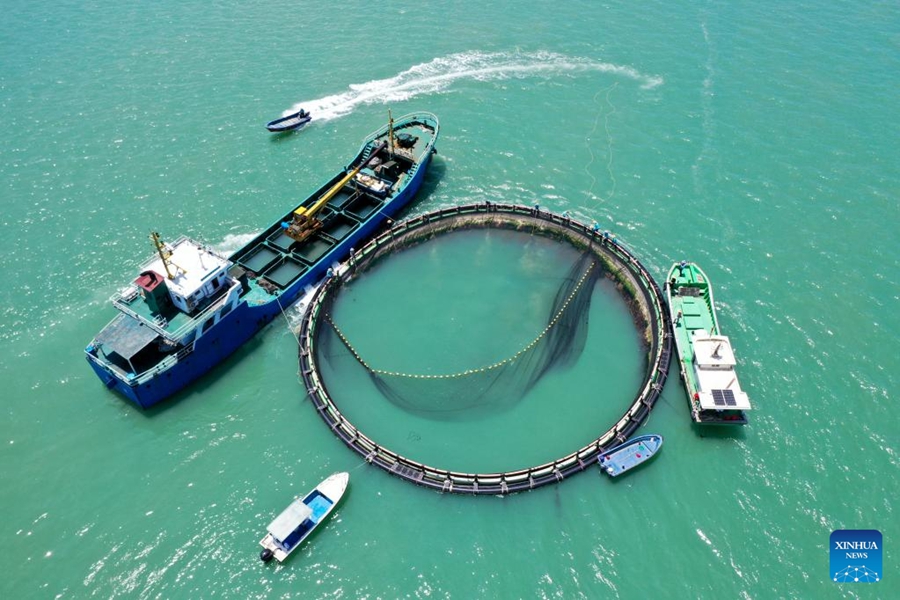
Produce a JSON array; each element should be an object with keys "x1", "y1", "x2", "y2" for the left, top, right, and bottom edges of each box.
[{"x1": 318, "y1": 252, "x2": 605, "y2": 419}]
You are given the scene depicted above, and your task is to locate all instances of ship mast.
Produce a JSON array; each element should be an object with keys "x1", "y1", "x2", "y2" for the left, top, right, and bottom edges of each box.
[
  {"x1": 388, "y1": 109, "x2": 395, "y2": 157},
  {"x1": 149, "y1": 231, "x2": 184, "y2": 280}
]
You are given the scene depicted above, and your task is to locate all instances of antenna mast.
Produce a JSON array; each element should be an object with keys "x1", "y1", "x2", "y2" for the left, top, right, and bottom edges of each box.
[
  {"x1": 149, "y1": 232, "x2": 184, "y2": 280},
  {"x1": 388, "y1": 109, "x2": 395, "y2": 157}
]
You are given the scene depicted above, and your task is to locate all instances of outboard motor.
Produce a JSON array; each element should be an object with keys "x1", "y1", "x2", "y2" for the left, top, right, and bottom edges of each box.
[{"x1": 260, "y1": 548, "x2": 275, "y2": 563}]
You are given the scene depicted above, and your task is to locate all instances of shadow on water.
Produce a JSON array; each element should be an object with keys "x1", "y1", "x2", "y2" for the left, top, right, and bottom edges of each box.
[
  {"x1": 692, "y1": 423, "x2": 748, "y2": 441},
  {"x1": 602, "y1": 452, "x2": 665, "y2": 484},
  {"x1": 267, "y1": 127, "x2": 309, "y2": 145},
  {"x1": 122, "y1": 333, "x2": 269, "y2": 418},
  {"x1": 419, "y1": 153, "x2": 447, "y2": 197},
  {"x1": 398, "y1": 155, "x2": 447, "y2": 220}
]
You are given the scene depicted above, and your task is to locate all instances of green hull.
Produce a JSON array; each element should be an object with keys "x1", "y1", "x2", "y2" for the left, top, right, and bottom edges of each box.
[{"x1": 666, "y1": 262, "x2": 750, "y2": 425}]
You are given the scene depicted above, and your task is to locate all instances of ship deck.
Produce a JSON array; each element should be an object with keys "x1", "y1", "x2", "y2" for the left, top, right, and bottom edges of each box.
[
  {"x1": 111, "y1": 276, "x2": 241, "y2": 338},
  {"x1": 668, "y1": 262, "x2": 749, "y2": 425},
  {"x1": 86, "y1": 113, "x2": 439, "y2": 408},
  {"x1": 668, "y1": 264, "x2": 716, "y2": 369},
  {"x1": 229, "y1": 116, "x2": 438, "y2": 303}
]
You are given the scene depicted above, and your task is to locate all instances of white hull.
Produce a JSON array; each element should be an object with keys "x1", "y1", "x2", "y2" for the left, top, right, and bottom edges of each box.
[{"x1": 260, "y1": 472, "x2": 349, "y2": 562}]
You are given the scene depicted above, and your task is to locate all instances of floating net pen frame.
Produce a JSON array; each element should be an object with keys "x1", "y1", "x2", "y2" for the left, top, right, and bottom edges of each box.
[{"x1": 298, "y1": 203, "x2": 672, "y2": 495}]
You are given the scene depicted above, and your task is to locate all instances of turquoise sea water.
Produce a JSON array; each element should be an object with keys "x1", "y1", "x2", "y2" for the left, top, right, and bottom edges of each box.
[
  {"x1": 2, "y1": 1, "x2": 898, "y2": 598},
  {"x1": 320, "y1": 228, "x2": 644, "y2": 472}
]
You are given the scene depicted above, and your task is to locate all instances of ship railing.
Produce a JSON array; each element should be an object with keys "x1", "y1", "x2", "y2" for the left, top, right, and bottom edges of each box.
[
  {"x1": 373, "y1": 113, "x2": 438, "y2": 170},
  {"x1": 131, "y1": 343, "x2": 195, "y2": 385},
  {"x1": 165, "y1": 280, "x2": 242, "y2": 340},
  {"x1": 362, "y1": 111, "x2": 438, "y2": 142},
  {"x1": 91, "y1": 343, "x2": 195, "y2": 387},
  {"x1": 111, "y1": 279, "x2": 242, "y2": 342},
  {"x1": 87, "y1": 319, "x2": 197, "y2": 386},
  {"x1": 109, "y1": 290, "x2": 168, "y2": 338},
  {"x1": 85, "y1": 343, "x2": 131, "y2": 380},
  {"x1": 134, "y1": 235, "x2": 229, "y2": 274}
]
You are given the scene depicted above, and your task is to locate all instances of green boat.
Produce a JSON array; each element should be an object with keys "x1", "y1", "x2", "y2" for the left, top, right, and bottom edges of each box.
[{"x1": 666, "y1": 262, "x2": 751, "y2": 425}]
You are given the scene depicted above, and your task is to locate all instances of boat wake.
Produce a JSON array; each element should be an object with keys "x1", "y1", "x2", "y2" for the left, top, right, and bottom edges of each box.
[
  {"x1": 287, "y1": 51, "x2": 663, "y2": 121},
  {"x1": 213, "y1": 232, "x2": 260, "y2": 255}
]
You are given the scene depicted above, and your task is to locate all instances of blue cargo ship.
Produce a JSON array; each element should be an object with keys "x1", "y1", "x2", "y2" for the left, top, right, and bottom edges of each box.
[{"x1": 86, "y1": 113, "x2": 439, "y2": 408}]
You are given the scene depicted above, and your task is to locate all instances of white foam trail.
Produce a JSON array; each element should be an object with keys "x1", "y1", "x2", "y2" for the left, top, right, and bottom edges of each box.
[
  {"x1": 212, "y1": 232, "x2": 260, "y2": 255},
  {"x1": 287, "y1": 51, "x2": 663, "y2": 121}
]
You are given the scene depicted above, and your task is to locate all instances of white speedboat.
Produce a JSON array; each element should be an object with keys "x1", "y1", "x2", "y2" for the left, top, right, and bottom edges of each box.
[{"x1": 259, "y1": 472, "x2": 349, "y2": 563}]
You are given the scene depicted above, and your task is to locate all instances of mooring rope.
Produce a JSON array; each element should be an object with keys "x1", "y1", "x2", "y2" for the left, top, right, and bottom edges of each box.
[
  {"x1": 276, "y1": 294, "x2": 301, "y2": 346},
  {"x1": 325, "y1": 260, "x2": 596, "y2": 379}
]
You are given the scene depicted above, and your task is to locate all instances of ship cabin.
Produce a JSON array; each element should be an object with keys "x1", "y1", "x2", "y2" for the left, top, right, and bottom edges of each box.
[
  {"x1": 89, "y1": 238, "x2": 243, "y2": 380},
  {"x1": 137, "y1": 239, "x2": 233, "y2": 315},
  {"x1": 690, "y1": 330, "x2": 752, "y2": 424}
]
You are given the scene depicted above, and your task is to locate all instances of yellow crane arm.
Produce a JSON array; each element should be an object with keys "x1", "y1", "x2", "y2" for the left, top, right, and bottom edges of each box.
[{"x1": 294, "y1": 141, "x2": 388, "y2": 219}]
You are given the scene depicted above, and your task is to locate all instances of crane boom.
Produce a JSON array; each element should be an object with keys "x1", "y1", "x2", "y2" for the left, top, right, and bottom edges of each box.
[
  {"x1": 284, "y1": 141, "x2": 389, "y2": 244},
  {"x1": 293, "y1": 141, "x2": 388, "y2": 221}
]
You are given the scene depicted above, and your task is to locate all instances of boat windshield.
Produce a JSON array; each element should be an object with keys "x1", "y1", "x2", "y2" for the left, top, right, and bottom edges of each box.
[{"x1": 307, "y1": 494, "x2": 333, "y2": 523}]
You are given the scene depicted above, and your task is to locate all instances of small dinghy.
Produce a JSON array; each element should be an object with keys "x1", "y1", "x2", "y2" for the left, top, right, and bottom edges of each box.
[
  {"x1": 259, "y1": 472, "x2": 348, "y2": 563},
  {"x1": 598, "y1": 434, "x2": 663, "y2": 477},
  {"x1": 266, "y1": 108, "x2": 311, "y2": 132}
]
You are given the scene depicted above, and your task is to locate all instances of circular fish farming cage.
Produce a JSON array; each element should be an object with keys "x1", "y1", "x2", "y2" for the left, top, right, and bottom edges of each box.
[{"x1": 297, "y1": 203, "x2": 672, "y2": 495}]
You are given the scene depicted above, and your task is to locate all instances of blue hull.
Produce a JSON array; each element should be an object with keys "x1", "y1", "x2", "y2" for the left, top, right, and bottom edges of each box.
[
  {"x1": 88, "y1": 300, "x2": 270, "y2": 408},
  {"x1": 88, "y1": 117, "x2": 436, "y2": 409}
]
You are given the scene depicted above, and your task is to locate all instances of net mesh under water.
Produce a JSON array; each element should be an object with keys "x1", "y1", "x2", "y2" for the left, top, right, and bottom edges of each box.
[{"x1": 320, "y1": 252, "x2": 604, "y2": 418}]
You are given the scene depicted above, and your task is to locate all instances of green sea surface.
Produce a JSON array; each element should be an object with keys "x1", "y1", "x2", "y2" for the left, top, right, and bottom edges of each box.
[
  {"x1": 320, "y1": 228, "x2": 643, "y2": 472},
  {"x1": 1, "y1": 0, "x2": 898, "y2": 598}
]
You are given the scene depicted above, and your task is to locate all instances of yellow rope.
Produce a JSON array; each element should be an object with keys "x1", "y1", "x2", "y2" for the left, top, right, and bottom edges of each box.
[{"x1": 326, "y1": 261, "x2": 596, "y2": 379}]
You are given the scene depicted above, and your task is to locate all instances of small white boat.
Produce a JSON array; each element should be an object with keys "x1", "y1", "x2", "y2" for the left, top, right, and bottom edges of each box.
[
  {"x1": 598, "y1": 434, "x2": 663, "y2": 477},
  {"x1": 259, "y1": 472, "x2": 349, "y2": 563}
]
